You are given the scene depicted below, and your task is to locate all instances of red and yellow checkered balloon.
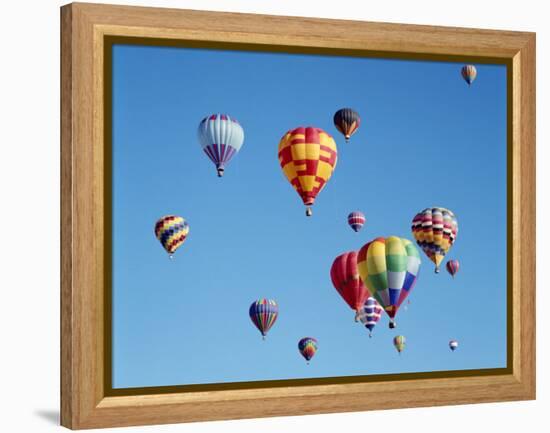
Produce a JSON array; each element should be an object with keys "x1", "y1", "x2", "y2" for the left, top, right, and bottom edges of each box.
[{"x1": 278, "y1": 126, "x2": 338, "y2": 216}]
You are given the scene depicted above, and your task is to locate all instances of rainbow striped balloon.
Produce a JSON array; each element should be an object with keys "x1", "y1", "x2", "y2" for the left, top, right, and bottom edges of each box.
[
  {"x1": 278, "y1": 126, "x2": 338, "y2": 216},
  {"x1": 298, "y1": 337, "x2": 318, "y2": 363},
  {"x1": 393, "y1": 335, "x2": 406, "y2": 354},
  {"x1": 412, "y1": 207, "x2": 458, "y2": 273},
  {"x1": 249, "y1": 299, "x2": 278, "y2": 339},
  {"x1": 347, "y1": 211, "x2": 366, "y2": 232},
  {"x1": 357, "y1": 297, "x2": 383, "y2": 337},
  {"x1": 446, "y1": 259, "x2": 460, "y2": 278},
  {"x1": 154, "y1": 215, "x2": 189, "y2": 258}
]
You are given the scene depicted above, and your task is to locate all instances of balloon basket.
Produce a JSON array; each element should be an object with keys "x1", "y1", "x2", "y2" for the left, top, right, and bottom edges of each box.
[{"x1": 305, "y1": 207, "x2": 312, "y2": 217}]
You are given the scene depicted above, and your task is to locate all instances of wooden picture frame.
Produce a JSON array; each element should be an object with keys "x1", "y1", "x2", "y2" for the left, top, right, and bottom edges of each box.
[{"x1": 60, "y1": 2, "x2": 536, "y2": 429}]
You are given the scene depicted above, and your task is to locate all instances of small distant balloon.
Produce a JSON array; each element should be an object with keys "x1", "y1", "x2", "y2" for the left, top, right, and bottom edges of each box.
[
  {"x1": 249, "y1": 299, "x2": 279, "y2": 339},
  {"x1": 393, "y1": 335, "x2": 406, "y2": 354},
  {"x1": 298, "y1": 337, "x2": 318, "y2": 364},
  {"x1": 348, "y1": 211, "x2": 366, "y2": 232},
  {"x1": 446, "y1": 259, "x2": 460, "y2": 278},
  {"x1": 333, "y1": 108, "x2": 361, "y2": 142},
  {"x1": 154, "y1": 215, "x2": 189, "y2": 258},
  {"x1": 357, "y1": 297, "x2": 383, "y2": 337},
  {"x1": 449, "y1": 340, "x2": 459, "y2": 351},
  {"x1": 461, "y1": 65, "x2": 477, "y2": 86}
]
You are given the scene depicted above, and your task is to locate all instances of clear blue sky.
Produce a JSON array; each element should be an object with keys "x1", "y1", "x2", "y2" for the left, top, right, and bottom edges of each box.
[{"x1": 111, "y1": 44, "x2": 507, "y2": 389}]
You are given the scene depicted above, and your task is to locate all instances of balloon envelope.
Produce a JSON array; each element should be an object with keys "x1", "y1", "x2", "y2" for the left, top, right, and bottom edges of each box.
[
  {"x1": 298, "y1": 337, "x2": 318, "y2": 362},
  {"x1": 198, "y1": 114, "x2": 244, "y2": 177},
  {"x1": 330, "y1": 251, "x2": 371, "y2": 319},
  {"x1": 249, "y1": 299, "x2": 278, "y2": 338},
  {"x1": 393, "y1": 335, "x2": 406, "y2": 353},
  {"x1": 446, "y1": 259, "x2": 460, "y2": 278},
  {"x1": 333, "y1": 108, "x2": 360, "y2": 142},
  {"x1": 154, "y1": 215, "x2": 189, "y2": 256},
  {"x1": 449, "y1": 339, "x2": 459, "y2": 351},
  {"x1": 348, "y1": 211, "x2": 366, "y2": 232},
  {"x1": 461, "y1": 65, "x2": 477, "y2": 85},
  {"x1": 357, "y1": 297, "x2": 383, "y2": 336},
  {"x1": 278, "y1": 126, "x2": 337, "y2": 216},
  {"x1": 411, "y1": 207, "x2": 458, "y2": 273},
  {"x1": 357, "y1": 237, "x2": 420, "y2": 322}
]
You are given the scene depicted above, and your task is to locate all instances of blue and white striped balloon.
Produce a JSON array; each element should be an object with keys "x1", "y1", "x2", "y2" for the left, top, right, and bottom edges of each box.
[
  {"x1": 357, "y1": 297, "x2": 383, "y2": 337},
  {"x1": 197, "y1": 114, "x2": 245, "y2": 177}
]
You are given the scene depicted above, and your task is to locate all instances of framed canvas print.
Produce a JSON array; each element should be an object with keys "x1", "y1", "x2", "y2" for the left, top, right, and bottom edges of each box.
[{"x1": 60, "y1": 2, "x2": 536, "y2": 429}]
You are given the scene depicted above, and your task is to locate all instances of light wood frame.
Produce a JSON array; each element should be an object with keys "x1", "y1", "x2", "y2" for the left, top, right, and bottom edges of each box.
[{"x1": 61, "y1": 2, "x2": 536, "y2": 429}]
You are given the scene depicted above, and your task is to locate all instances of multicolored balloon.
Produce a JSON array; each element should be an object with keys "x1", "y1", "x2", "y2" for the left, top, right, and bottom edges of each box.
[
  {"x1": 411, "y1": 207, "x2": 458, "y2": 273},
  {"x1": 330, "y1": 251, "x2": 371, "y2": 321},
  {"x1": 298, "y1": 337, "x2": 318, "y2": 364},
  {"x1": 393, "y1": 335, "x2": 406, "y2": 354},
  {"x1": 333, "y1": 108, "x2": 360, "y2": 142},
  {"x1": 249, "y1": 299, "x2": 278, "y2": 339},
  {"x1": 198, "y1": 113, "x2": 244, "y2": 177},
  {"x1": 154, "y1": 215, "x2": 190, "y2": 258},
  {"x1": 348, "y1": 211, "x2": 366, "y2": 232},
  {"x1": 461, "y1": 65, "x2": 477, "y2": 86},
  {"x1": 278, "y1": 126, "x2": 338, "y2": 216},
  {"x1": 357, "y1": 297, "x2": 383, "y2": 337},
  {"x1": 449, "y1": 339, "x2": 459, "y2": 351},
  {"x1": 357, "y1": 237, "x2": 421, "y2": 328},
  {"x1": 446, "y1": 259, "x2": 460, "y2": 278}
]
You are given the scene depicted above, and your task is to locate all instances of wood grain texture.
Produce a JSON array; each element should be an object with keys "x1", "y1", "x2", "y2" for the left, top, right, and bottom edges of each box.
[
  {"x1": 60, "y1": 2, "x2": 536, "y2": 429},
  {"x1": 60, "y1": 4, "x2": 73, "y2": 429}
]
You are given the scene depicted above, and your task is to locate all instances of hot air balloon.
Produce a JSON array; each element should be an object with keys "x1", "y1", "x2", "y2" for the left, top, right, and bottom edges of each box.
[
  {"x1": 449, "y1": 339, "x2": 459, "y2": 351},
  {"x1": 298, "y1": 337, "x2": 318, "y2": 364},
  {"x1": 446, "y1": 259, "x2": 460, "y2": 278},
  {"x1": 249, "y1": 299, "x2": 278, "y2": 339},
  {"x1": 330, "y1": 251, "x2": 371, "y2": 321},
  {"x1": 278, "y1": 126, "x2": 338, "y2": 216},
  {"x1": 411, "y1": 207, "x2": 458, "y2": 273},
  {"x1": 461, "y1": 65, "x2": 477, "y2": 86},
  {"x1": 333, "y1": 108, "x2": 360, "y2": 142},
  {"x1": 357, "y1": 297, "x2": 383, "y2": 337},
  {"x1": 198, "y1": 113, "x2": 244, "y2": 177},
  {"x1": 348, "y1": 211, "x2": 366, "y2": 232},
  {"x1": 154, "y1": 215, "x2": 190, "y2": 258},
  {"x1": 393, "y1": 335, "x2": 406, "y2": 354},
  {"x1": 357, "y1": 236, "x2": 421, "y2": 328}
]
